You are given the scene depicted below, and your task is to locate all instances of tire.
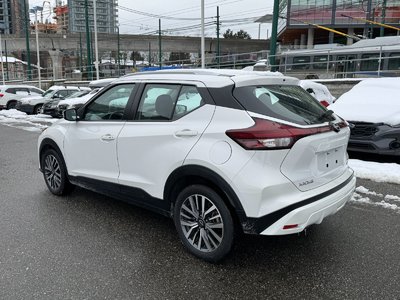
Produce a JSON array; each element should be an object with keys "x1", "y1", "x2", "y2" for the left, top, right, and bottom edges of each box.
[
  {"x1": 41, "y1": 148, "x2": 73, "y2": 196},
  {"x1": 6, "y1": 101, "x2": 17, "y2": 110},
  {"x1": 33, "y1": 104, "x2": 42, "y2": 115},
  {"x1": 173, "y1": 184, "x2": 234, "y2": 263}
]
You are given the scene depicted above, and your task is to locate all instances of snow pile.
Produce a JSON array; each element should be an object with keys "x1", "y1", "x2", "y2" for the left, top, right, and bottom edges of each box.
[
  {"x1": 355, "y1": 186, "x2": 383, "y2": 197},
  {"x1": 351, "y1": 192, "x2": 400, "y2": 211},
  {"x1": 329, "y1": 78, "x2": 400, "y2": 126},
  {"x1": 0, "y1": 109, "x2": 58, "y2": 132},
  {"x1": 385, "y1": 195, "x2": 400, "y2": 202},
  {"x1": 349, "y1": 159, "x2": 400, "y2": 185}
]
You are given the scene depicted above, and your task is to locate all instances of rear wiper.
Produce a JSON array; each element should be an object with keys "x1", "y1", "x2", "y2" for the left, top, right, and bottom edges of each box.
[{"x1": 318, "y1": 109, "x2": 334, "y2": 121}]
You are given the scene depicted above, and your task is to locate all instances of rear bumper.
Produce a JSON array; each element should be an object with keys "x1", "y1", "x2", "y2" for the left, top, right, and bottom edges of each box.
[{"x1": 242, "y1": 173, "x2": 356, "y2": 235}]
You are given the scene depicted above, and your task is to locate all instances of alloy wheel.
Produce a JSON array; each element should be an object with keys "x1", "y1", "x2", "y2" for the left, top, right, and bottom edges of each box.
[
  {"x1": 179, "y1": 194, "x2": 224, "y2": 252},
  {"x1": 44, "y1": 154, "x2": 62, "y2": 191}
]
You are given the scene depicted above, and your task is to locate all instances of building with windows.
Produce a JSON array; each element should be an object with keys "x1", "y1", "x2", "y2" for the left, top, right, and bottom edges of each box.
[
  {"x1": 277, "y1": 0, "x2": 400, "y2": 48},
  {"x1": 0, "y1": 0, "x2": 28, "y2": 34},
  {"x1": 67, "y1": 0, "x2": 118, "y2": 34}
]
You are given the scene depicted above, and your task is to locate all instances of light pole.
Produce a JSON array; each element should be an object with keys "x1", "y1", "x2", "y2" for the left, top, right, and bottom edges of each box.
[
  {"x1": 0, "y1": 34, "x2": 5, "y2": 85},
  {"x1": 30, "y1": 6, "x2": 43, "y2": 89},
  {"x1": 201, "y1": 0, "x2": 205, "y2": 68},
  {"x1": 93, "y1": 0, "x2": 99, "y2": 80}
]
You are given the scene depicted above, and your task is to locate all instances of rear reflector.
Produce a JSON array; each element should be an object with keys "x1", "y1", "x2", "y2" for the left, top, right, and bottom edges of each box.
[
  {"x1": 320, "y1": 100, "x2": 330, "y2": 107},
  {"x1": 226, "y1": 118, "x2": 339, "y2": 150},
  {"x1": 283, "y1": 224, "x2": 298, "y2": 230},
  {"x1": 0, "y1": 93, "x2": 4, "y2": 98}
]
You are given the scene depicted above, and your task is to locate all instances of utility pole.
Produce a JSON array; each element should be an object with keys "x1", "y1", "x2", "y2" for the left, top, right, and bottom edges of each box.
[
  {"x1": 148, "y1": 42, "x2": 151, "y2": 67},
  {"x1": 380, "y1": 0, "x2": 387, "y2": 37},
  {"x1": 0, "y1": 34, "x2": 5, "y2": 85},
  {"x1": 158, "y1": 19, "x2": 162, "y2": 69},
  {"x1": 23, "y1": 0, "x2": 32, "y2": 81},
  {"x1": 5, "y1": 39, "x2": 8, "y2": 81},
  {"x1": 269, "y1": 0, "x2": 279, "y2": 71},
  {"x1": 117, "y1": 26, "x2": 120, "y2": 76},
  {"x1": 79, "y1": 32, "x2": 83, "y2": 71},
  {"x1": 84, "y1": 0, "x2": 92, "y2": 80},
  {"x1": 201, "y1": 0, "x2": 205, "y2": 68},
  {"x1": 216, "y1": 6, "x2": 220, "y2": 68},
  {"x1": 93, "y1": 0, "x2": 99, "y2": 80},
  {"x1": 33, "y1": 8, "x2": 42, "y2": 89}
]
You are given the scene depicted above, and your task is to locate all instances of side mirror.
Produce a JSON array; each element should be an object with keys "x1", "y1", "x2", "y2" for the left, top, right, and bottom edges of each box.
[
  {"x1": 306, "y1": 88, "x2": 314, "y2": 94},
  {"x1": 64, "y1": 108, "x2": 79, "y2": 121}
]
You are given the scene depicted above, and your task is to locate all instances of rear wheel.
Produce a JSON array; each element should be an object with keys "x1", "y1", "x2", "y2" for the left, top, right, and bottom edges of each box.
[
  {"x1": 33, "y1": 104, "x2": 42, "y2": 115},
  {"x1": 6, "y1": 100, "x2": 17, "y2": 109},
  {"x1": 173, "y1": 185, "x2": 234, "y2": 263},
  {"x1": 41, "y1": 149, "x2": 73, "y2": 195}
]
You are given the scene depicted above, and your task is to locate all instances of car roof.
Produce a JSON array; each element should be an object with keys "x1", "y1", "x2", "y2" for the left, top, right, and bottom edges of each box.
[
  {"x1": 0, "y1": 85, "x2": 43, "y2": 89},
  {"x1": 113, "y1": 69, "x2": 299, "y2": 88}
]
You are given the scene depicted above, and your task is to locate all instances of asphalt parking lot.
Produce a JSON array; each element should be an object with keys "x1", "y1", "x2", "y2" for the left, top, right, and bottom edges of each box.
[{"x1": 1, "y1": 125, "x2": 399, "y2": 299}]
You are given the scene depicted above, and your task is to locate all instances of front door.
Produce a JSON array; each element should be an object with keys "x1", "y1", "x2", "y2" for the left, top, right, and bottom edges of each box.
[{"x1": 63, "y1": 83, "x2": 136, "y2": 183}]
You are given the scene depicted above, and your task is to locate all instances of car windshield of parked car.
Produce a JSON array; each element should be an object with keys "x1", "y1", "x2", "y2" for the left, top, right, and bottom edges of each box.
[
  {"x1": 42, "y1": 89, "x2": 56, "y2": 98},
  {"x1": 233, "y1": 85, "x2": 331, "y2": 125}
]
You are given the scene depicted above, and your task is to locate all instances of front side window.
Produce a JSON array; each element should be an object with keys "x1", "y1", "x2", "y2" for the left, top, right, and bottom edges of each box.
[
  {"x1": 83, "y1": 84, "x2": 135, "y2": 121},
  {"x1": 233, "y1": 85, "x2": 331, "y2": 125}
]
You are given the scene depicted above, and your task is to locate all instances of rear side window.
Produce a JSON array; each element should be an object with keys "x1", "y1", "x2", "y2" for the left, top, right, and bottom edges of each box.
[
  {"x1": 135, "y1": 84, "x2": 204, "y2": 121},
  {"x1": 233, "y1": 85, "x2": 330, "y2": 125},
  {"x1": 6, "y1": 88, "x2": 16, "y2": 94}
]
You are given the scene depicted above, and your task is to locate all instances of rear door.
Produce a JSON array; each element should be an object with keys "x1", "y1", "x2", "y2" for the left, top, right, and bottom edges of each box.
[{"x1": 117, "y1": 81, "x2": 215, "y2": 198}]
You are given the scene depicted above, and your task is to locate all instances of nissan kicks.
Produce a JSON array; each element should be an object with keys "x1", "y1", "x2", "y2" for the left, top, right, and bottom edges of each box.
[{"x1": 38, "y1": 69, "x2": 356, "y2": 262}]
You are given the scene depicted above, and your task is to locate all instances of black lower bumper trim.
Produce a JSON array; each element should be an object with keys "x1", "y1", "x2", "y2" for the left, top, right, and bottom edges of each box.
[{"x1": 243, "y1": 173, "x2": 355, "y2": 234}]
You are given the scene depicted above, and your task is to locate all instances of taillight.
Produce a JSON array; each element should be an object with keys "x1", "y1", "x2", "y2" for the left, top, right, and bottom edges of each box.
[
  {"x1": 226, "y1": 118, "x2": 333, "y2": 150},
  {"x1": 320, "y1": 100, "x2": 330, "y2": 107},
  {"x1": 0, "y1": 93, "x2": 4, "y2": 98}
]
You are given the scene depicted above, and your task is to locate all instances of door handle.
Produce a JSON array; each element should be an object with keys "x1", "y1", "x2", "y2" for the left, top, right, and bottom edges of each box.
[
  {"x1": 175, "y1": 129, "x2": 198, "y2": 137},
  {"x1": 101, "y1": 134, "x2": 115, "y2": 141}
]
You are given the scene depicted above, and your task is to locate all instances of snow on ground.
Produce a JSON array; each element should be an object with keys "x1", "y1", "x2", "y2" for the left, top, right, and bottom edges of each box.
[
  {"x1": 349, "y1": 159, "x2": 400, "y2": 185},
  {"x1": 352, "y1": 185, "x2": 400, "y2": 212},
  {"x1": 0, "y1": 109, "x2": 58, "y2": 132}
]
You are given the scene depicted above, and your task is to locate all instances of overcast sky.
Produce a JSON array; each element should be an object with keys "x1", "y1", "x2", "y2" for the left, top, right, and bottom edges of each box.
[{"x1": 117, "y1": 0, "x2": 274, "y2": 39}]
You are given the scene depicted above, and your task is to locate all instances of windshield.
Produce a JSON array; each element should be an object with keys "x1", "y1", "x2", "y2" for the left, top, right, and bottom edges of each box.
[
  {"x1": 233, "y1": 85, "x2": 333, "y2": 125},
  {"x1": 42, "y1": 89, "x2": 56, "y2": 98}
]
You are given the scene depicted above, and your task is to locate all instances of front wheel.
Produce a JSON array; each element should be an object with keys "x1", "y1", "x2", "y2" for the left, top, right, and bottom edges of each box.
[
  {"x1": 173, "y1": 185, "x2": 234, "y2": 263},
  {"x1": 41, "y1": 149, "x2": 73, "y2": 195}
]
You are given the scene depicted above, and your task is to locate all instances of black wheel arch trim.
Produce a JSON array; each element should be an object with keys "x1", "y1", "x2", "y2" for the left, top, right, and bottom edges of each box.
[
  {"x1": 164, "y1": 165, "x2": 248, "y2": 222},
  {"x1": 39, "y1": 138, "x2": 64, "y2": 172}
]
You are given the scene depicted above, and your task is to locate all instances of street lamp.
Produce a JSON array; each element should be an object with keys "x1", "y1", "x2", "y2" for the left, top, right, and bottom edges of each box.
[{"x1": 30, "y1": 6, "x2": 43, "y2": 89}]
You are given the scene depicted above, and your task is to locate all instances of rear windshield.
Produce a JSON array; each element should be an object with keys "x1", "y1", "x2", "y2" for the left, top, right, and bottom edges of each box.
[{"x1": 233, "y1": 85, "x2": 331, "y2": 125}]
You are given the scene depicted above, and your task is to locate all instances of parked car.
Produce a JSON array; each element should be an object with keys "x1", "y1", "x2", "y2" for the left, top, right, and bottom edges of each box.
[
  {"x1": 0, "y1": 85, "x2": 44, "y2": 110},
  {"x1": 52, "y1": 88, "x2": 101, "y2": 118},
  {"x1": 329, "y1": 78, "x2": 400, "y2": 156},
  {"x1": 38, "y1": 69, "x2": 355, "y2": 262},
  {"x1": 42, "y1": 89, "x2": 94, "y2": 118},
  {"x1": 300, "y1": 80, "x2": 336, "y2": 107},
  {"x1": 16, "y1": 86, "x2": 90, "y2": 115}
]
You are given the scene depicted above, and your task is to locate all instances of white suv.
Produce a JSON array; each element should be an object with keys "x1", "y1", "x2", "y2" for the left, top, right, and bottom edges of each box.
[
  {"x1": 38, "y1": 69, "x2": 355, "y2": 262},
  {"x1": 0, "y1": 85, "x2": 44, "y2": 110}
]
